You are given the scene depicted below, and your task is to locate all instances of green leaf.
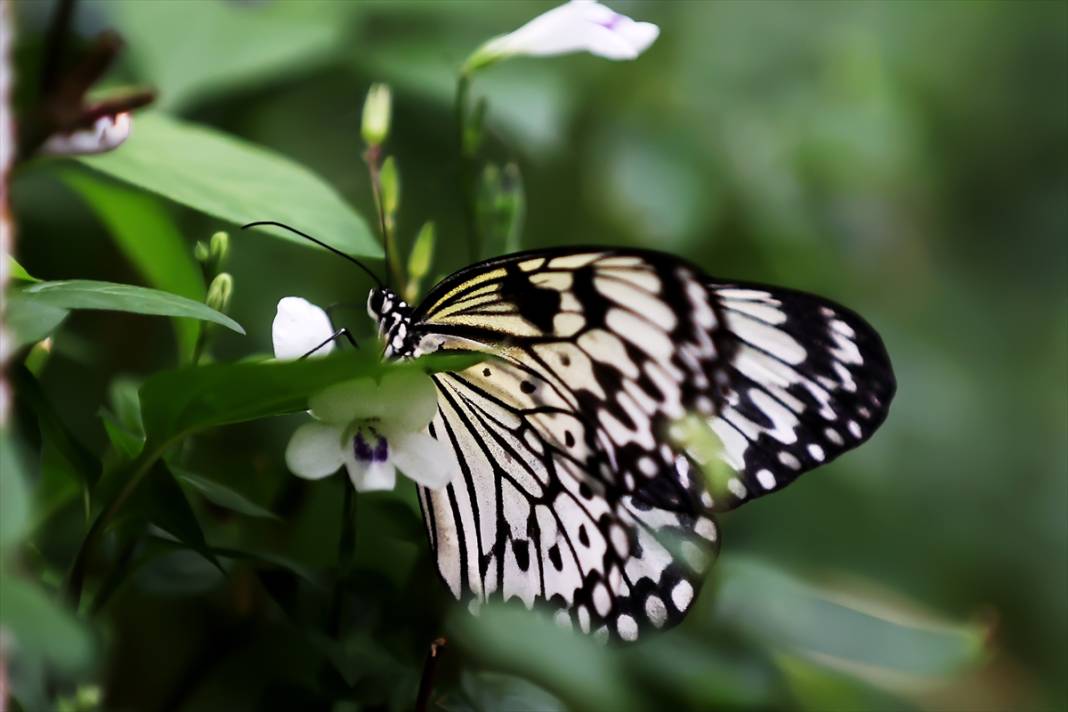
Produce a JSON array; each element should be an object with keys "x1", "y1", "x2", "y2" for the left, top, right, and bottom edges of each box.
[
  {"x1": 11, "y1": 366, "x2": 101, "y2": 489},
  {"x1": 0, "y1": 432, "x2": 31, "y2": 552},
  {"x1": 3, "y1": 294, "x2": 68, "y2": 350},
  {"x1": 137, "y1": 350, "x2": 466, "y2": 449},
  {"x1": 76, "y1": 113, "x2": 380, "y2": 259},
  {"x1": 0, "y1": 576, "x2": 93, "y2": 673},
  {"x1": 716, "y1": 557, "x2": 989, "y2": 685},
  {"x1": 450, "y1": 603, "x2": 637, "y2": 712},
  {"x1": 140, "y1": 461, "x2": 223, "y2": 574},
  {"x1": 16, "y1": 279, "x2": 244, "y2": 334},
  {"x1": 170, "y1": 466, "x2": 280, "y2": 521},
  {"x1": 6, "y1": 254, "x2": 40, "y2": 282},
  {"x1": 62, "y1": 171, "x2": 206, "y2": 361}
]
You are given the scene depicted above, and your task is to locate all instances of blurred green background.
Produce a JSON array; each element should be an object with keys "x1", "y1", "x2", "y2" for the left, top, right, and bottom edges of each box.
[{"x1": 4, "y1": 1, "x2": 1066, "y2": 710}]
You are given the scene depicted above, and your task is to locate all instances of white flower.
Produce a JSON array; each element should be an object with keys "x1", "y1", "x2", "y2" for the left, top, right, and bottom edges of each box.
[
  {"x1": 41, "y1": 112, "x2": 132, "y2": 156},
  {"x1": 271, "y1": 297, "x2": 458, "y2": 493},
  {"x1": 466, "y1": 0, "x2": 659, "y2": 71}
]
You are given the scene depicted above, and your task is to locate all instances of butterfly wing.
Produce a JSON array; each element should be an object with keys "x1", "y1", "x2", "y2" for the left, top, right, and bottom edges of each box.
[{"x1": 409, "y1": 248, "x2": 894, "y2": 637}]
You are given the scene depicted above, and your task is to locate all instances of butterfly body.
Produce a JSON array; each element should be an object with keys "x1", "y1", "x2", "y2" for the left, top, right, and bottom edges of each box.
[{"x1": 366, "y1": 247, "x2": 894, "y2": 641}]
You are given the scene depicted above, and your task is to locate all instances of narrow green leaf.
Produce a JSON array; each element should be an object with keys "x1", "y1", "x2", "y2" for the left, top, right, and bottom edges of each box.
[
  {"x1": 171, "y1": 466, "x2": 280, "y2": 521},
  {"x1": 0, "y1": 432, "x2": 31, "y2": 551},
  {"x1": 61, "y1": 171, "x2": 205, "y2": 360},
  {"x1": 3, "y1": 294, "x2": 68, "y2": 350},
  {"x1": 6, "y1": 254, "x2": 39, "y2": 282},
  {"x1": 16, "y1": 280, "x2": 244, "y2": 334},
  {"x1": 11, "y1": 366, "x2": 101, "y2": 489},
  {"x1": 141, "y1": 461, "x2": 223, "y2": 574},
  {"x1": 76, "y1": 112, "x2": 380, "y2": 258}
]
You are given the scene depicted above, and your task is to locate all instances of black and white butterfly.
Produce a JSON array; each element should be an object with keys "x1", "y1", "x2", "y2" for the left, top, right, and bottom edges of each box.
[{"x1": 360, "y1": 246, "x2": 895, "y2": 642}]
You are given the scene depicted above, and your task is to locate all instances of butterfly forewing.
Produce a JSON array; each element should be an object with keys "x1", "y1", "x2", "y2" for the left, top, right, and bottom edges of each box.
[{"x1": 405, "y1": 247, "x2": 894, "y2": 640}]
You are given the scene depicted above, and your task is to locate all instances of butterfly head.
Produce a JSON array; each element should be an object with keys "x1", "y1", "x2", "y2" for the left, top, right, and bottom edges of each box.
[{"x1": 368, "y1": 287, "x2": 416, "y2": 359}]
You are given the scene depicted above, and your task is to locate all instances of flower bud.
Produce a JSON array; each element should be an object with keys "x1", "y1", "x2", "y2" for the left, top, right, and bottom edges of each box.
[
  {"x1": 209, "y1": 231, "x2": 230, "y2": 269},
  {"x1": 361, "y1": 83, "x2": 392, "y2": 147},
  {"x1": 379, "y1": 156, "x2": 400, "y2": 218},
  {"x1": 194, "y1": 241, "x2": 210, "y2": 263},
  {"x1": 206, "y1": 273, "x2": 233, "y2": 314}
]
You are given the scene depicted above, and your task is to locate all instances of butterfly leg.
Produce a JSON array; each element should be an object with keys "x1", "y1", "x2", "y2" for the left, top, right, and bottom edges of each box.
[{"x1": 299, "y1": 328, "x2": 359, "y2": 359}]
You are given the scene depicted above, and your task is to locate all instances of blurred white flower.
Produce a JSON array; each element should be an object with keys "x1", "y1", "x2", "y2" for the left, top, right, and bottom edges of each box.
[
  {"x1": 466, "y1": 0, "x2": 659, "y2": 71},
  {"x1": 271, "y1": 297, "x2": 457, "y2": 492},
  {"x1": 41, "y1": 112, "x2": 132, "y2": 157}
]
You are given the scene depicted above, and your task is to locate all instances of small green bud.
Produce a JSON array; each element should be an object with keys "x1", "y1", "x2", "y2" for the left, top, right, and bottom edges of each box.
[
  {"x1": 194, "y1": 241, "x2": 210, "y2": 263},
  {"x1": 405, "y1": 221, "x2": 435, "y2": 303},
  {"x1": 379, "y1": 156, "x2": 400, "y2": 219},
  {"x1": 668, "y1": 414, "x2": 735, "y2": 501},
  {"x1": 361, "y1": 83, "x2": 392, "y2": 147},
  {"x1": 462, "y1": 96, "x2": 487, "y2": 158},
  {"x1": 206, "y1": 273, "x2": 233, "y2": 314},
  {"x1": 75, "y1": 685, "x2": 102, "y2": 709},
  {"x1": 209, "y1": 231, "x2": 230, "y2": 269}
]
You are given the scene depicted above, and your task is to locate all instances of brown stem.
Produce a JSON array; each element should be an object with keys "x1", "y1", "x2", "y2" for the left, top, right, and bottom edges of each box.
[{"x1": 414, "y1": 637, "x2": 447, "y2": 712}]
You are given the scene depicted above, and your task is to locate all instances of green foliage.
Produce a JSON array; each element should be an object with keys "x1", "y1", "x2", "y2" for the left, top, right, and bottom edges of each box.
[
  {"x1": 78, "y1": 112, "x2": 380, "y2": 259},
  {"x1": 4, "y1": 1, "x2": 1064, "y2": 710},
  {"x1": 14, "y1": 279, "x2": 244, "y2": 334}
]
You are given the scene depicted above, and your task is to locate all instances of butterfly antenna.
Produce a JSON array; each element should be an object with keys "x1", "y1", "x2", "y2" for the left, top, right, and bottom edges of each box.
[{"x1": 242, "y1": 221, "x2": 384, "y2": 288}]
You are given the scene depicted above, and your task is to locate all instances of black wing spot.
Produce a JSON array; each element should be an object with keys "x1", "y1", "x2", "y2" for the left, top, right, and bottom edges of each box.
[
  {"x1": 512, "y1": 539, "x2": 530, "y2": 572},
  {"x1": 483, "y1": 367, "x2": 492, "y2": 377},
  {"x1": 560, "y1": 353, "x2": 571, "y2": 367},
  {"x1": 578, "y1": 482, "x2": 594, "y2": 500},
  {"x1": 548, "y1": 543, "x2": 563, "y2": 571},
  {"x1": 578, "y1": 524, "x2": 590, "y2": 548},
  {"x1": 564, "y1": 431, "x2": 576, "y2": 448},
  {"x1": 520, "y1": 380, "x2": 536, "y2": 394}
]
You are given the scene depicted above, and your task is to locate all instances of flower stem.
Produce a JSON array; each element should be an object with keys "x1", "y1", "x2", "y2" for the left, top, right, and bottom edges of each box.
[
  {"x1": 364, "y1": 145, "x2": 404, "y2": 290},
  {"x1": 328, "y1": 482, "x2": 357, "y2": 635},
  {"x1": 455, "y1": 73, "x2": 481, "y2": 262},
  {"x1": 415, "y1": 637, "x2": 447, "y2": 712}
]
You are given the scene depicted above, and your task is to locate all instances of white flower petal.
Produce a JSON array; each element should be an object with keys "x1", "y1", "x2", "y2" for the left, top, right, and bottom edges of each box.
[
  {"x1": 478, "y1": 0, "x2": 658, "y2": 63},
  {"x1": 388, "y1": 430, "x2": 459, "y2": 491},
  {"x1": 377, "y1": 370, "x2": 440, "y2": 431},
  {"x1": 346, "y1": 458, "x2": 397, "y2": 492},
  {"x1": 309, "y1": 378, "x2": 384, "y2": 424},
  {"x1": 285, "y1": 422, "x2": 345, "y2": 479},
  {"x1": 41, "y1": 112, "x2": 133, "y2": 156},
  {"x1": 272, "y1": 297, "x2": 336, "y2": 361}
]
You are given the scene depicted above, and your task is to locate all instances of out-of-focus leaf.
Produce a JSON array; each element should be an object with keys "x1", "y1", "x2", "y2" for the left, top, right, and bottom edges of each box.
[
  {"x1": 0, "y1": 576, "x2": 93, "y2": 673},
  {"x1": 716, "y1": 557, "x2": 988, "y2": 685},
  {"x1": 171, "y1": 466, "x2": 280, "y2": 521},
  {"x1": 77, "y1": 113, "x2": 380, "y2": 259},
  {"x1": 108, "y1": 1, "x2": 354, "y2": 109},
  {"x1": 450, "y1": 603, "x2": 636, "y2": 712},
  {"x1": 16, "y1": 279, "x2": 244, "y2": 334},
  {"x1": 449, "y1": 671, "x2": 567, "y2": 712},
  {"x1": 0, "y1": 432, "x2": 30, "y2": 551},
  {"x1": 776, "y1": 653, "x2": 912, "y2": 712},
  {"x1": 3, "y1": 294, "x2": 68, "y2": 350},
  {"x1": 62, "y1": 171, "x2": 206, "y2": 361},
  {"x1": 6, "y1": 254, "x2": 39, "y2": 282},
  {"x1": 11, "y1": 366, "x2": 100, "y2": 488}
]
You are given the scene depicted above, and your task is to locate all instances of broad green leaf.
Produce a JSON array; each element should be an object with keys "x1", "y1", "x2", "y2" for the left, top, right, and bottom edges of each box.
[
  {"x1": 139, "y1": 462, "x2": 223, "y2": 573},
  {"x1": 6, "y1": 254, "x2": 39, "y2": 282},
  {"x1": 0, "y1": 576, "x2": 93, "y2": 673},
  {"x1": 16, "y1": 279, "x2": 244, "y2": 334},
  {"x1": 77, "y1": 113, "x2": 380, "y2": 259},
  {"x1": 137, "y1": 350, "x2": 475, "y2": 449},
  {"x1": 108, "y1": 0, "x2": 355, "y2": 110},
  {"x1": 716, "y1": 557, "x2": 988, "y2": 685},
  {"x1": 171, "y1": 466, "x2": 280, "y2": 521},
  {"x1": 62, "y1": 171, "x2": 205, "y2": 360},
  {"x1": 3, "y1": 294, "x2": 68, "y2": 350}
]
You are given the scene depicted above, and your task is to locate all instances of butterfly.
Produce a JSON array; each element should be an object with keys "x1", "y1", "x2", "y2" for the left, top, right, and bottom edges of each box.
[{"x1": 358, "y1": 246, "x2": 895, "y2": 643}]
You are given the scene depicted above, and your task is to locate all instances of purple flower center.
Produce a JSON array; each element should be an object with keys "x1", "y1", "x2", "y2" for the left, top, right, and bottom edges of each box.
[
  {"x1": 598, "y1": 13, "x2": 622, "y2": 31},
  {"x1": 353, "y1": 429, "x2": 389, "y2": 463}
]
